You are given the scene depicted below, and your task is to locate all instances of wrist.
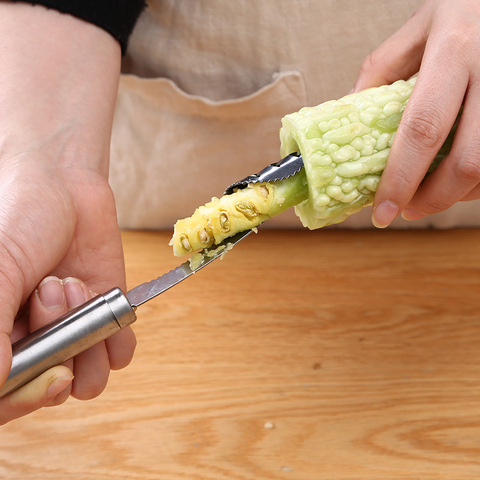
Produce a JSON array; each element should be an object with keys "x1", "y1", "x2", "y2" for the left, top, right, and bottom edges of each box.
[{"x1": 0, "y1": 2, "x2": 121, "y2": 176}]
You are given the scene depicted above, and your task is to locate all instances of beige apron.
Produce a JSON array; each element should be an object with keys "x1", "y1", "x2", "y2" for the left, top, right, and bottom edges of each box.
[{"x1": 110, "y1": 0, "x2": 479, "y2": 230}]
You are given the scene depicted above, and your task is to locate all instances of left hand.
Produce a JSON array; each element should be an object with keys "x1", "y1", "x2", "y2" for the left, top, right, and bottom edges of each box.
[
  {"x1": 353, "y1": 0, "x2": 480, "y2": 227},
  {"x1": 0, "y1": 3, "x2": 136, "y2": 424}
]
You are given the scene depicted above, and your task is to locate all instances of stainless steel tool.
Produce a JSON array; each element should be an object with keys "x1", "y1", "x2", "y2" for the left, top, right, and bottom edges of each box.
[
  {"x1": 0, "y1": 230, "x2": 253, "y2": 398},
  {"x1": 225, "y1": 152, "x2": 304, "y2": 194},
  {"x1": 0, "y1": 154, "x2": 305, "y2": 398}
]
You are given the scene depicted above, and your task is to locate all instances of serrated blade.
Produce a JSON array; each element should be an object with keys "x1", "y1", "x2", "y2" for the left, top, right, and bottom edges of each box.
[
  {"x1": 126, "y1": 229, "x2": 253, "y2": 307},
  {"x1": 224, "y1": 152, "x2": 304, "y2": 194}
]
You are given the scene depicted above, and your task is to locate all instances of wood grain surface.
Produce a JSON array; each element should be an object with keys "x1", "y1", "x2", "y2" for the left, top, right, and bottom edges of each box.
[{"x1": 1, "y1": 228, "x2": 480, "y2": 479}]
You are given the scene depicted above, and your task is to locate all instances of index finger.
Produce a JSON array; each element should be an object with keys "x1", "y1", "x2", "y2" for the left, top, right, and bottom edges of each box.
[{"x1": 372, "y1": 46, "x2": 468, "y2": 227}]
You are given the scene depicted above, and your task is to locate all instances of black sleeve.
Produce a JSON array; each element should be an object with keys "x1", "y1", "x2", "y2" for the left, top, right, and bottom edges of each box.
[{"x1": 9, "y1": 0, "x2": 147, "y2": 54}]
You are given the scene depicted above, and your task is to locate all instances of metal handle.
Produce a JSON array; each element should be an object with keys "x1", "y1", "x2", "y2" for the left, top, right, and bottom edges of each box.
[{"x1": 0, "y1": 287, "x2": 137, "y2": 398}]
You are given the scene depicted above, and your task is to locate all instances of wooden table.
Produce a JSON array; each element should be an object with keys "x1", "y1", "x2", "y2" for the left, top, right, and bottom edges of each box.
[{"x1": 1, "y1": 228, "x2": 480, "y2": 479}]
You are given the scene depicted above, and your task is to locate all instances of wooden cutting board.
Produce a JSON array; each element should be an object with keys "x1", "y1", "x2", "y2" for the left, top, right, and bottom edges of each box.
[{"x1": 1, "y1": 228, "x2": 480, "y2": 479}]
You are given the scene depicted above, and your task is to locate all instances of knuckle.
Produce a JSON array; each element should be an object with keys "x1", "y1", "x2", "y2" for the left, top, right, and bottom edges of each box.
[
  {"x1": 443, "y1": 22, "x2": 478, "y2": 57},
  {"x1": 399, "y1": 112, "x2": 444, "y2": 151},
  {"x1": 381, "y1": 156, "x2": 423, "y2": 200},
  {"x1": 420, "y1": 195, "x2": 451, "y2": 214},
  {"x1": 442, "y1": 28, "x2": 466, "y2": 52},
  {"x1": 386, "y1": 168, "x2": 418, "y2": 194},
  {"x1": 454, "y1": 155, "x2": 480, "y2": 183}
]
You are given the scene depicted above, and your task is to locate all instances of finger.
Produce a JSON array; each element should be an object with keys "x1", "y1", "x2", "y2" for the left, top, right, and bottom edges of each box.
[
  {"x1": 402, "y1": 80, "x2": 480, "y2": 219},
  {"x1": 62, "y1": 278, "x2": 110, "y2": 400},
  {"x1": 461, "y1": 183, "x2": 480, "y2": 202},
  {"x1": 70, "y1": 343, "x2": 110, "y2": 400},
  {"x1": 0, "y1": 254, "x2": 29, "y2": 388},
  {"x1": 353, "y1": 4, "x2": 428, "y2": 91},
  {"x1": 31, "y1": 276, "x2": 66, "y2": 329},
  {"x1": 0, "y1": 365, "x2": 73, "y2": 425},
  {"x1": 105, "y1": 326, "x2": 137, "y2": 371},
  {"x1": 372, "y1": 38, "x2": 469, "y2": 228},
  {"x1": 29, "y1": 276, "x2": 74, "y2": 402}
]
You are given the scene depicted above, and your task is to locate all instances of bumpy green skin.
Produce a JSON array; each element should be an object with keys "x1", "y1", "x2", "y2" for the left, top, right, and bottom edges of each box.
[{"x1": 279, "y1": 76, "x2": 416, "y2": 229}]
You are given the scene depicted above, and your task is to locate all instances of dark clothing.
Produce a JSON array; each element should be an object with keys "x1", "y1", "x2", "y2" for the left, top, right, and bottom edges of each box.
[{"x1": 9, "y1": 0, "x2": 146, "y2": 54}]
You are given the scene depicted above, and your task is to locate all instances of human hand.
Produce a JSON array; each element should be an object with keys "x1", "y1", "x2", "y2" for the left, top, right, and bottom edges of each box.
[
  {"x1": 353, "y1": 0, "x2": 480, "y2": 227},
  {"x1": 1, "y1": 277, "x2": 99, "y2": 424},
  {"x1": 0, "y1": 3, "x2": 136, "y2": 423}
]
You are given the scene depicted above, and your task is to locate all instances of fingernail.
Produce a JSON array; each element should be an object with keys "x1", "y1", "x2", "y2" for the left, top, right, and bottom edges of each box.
[
  {"x1": 37, "y1": 276, "x2": 65, "y2": 309},
  {"x1": 63, "y1": 278, "x2": 89, "y2": 308},
  {"x1": 372, "y1": 200, "x2": 399, "y2": 228},
  {"x1": 47, "y1": 374, "x2": 74, "y2": 399},
  {"x1": 402, "y1": 208, "x2": 425, "y2": 221}
]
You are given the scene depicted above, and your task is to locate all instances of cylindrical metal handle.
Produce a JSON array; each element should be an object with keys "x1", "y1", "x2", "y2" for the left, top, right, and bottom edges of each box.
[{"x1": 0, "y1": 287, "x2": 137, "y2": 398}]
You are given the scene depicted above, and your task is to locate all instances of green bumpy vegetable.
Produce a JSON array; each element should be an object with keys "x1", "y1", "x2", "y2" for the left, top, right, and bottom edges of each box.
[
  {"x1": 280, "y1": 76, "x2": 416, "y2": 228},
  {"x1": 170, "y1": 75, "x2": 454, "y2": 256}
]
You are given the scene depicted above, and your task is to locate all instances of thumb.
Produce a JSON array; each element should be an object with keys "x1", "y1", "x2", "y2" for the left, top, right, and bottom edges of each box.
[
  {"x1": 0, "y1": 365, "x2": 73, "y2": 425},
  {"x1": 353, "y1": 6, "x2": 427, "y2": 91}
]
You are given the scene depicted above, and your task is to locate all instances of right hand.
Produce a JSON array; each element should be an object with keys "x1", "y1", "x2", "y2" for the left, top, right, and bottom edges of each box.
[
  {"x1": 0, "y1": 3, "x2": 136, "y2": 424},
  {"x1": 353, "y1": 0, "x2": 480, "y2": 227}
]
